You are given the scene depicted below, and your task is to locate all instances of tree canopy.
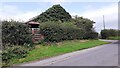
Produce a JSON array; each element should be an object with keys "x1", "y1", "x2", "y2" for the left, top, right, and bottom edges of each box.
[
  {"x1": 31, "y1": 4, "x2": 72, "y2": 22},
  {"x1": 74, "y1": 16, "x2": 95, "y2": 32}
]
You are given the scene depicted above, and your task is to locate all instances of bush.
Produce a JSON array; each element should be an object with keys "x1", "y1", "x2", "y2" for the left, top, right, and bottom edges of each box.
[
  {"x1": 2, "y1": 20, "x2": 33, "y2": 67},
  {"x1": 100, "y1": 29, "x2": 118, "y2": 39},
  {"x1": 40, "y1": 21, "x2": 84, "y2": 42},
  {"x1": 60, "y1": 22, "x2": 84, "y2": 40},
  {"x1": 38, "y1": 39, "x2": 45, "y2": 44},
  {"x1": 100, "y1": 29, "x2": 108, "y2": 39},
  {"x1": 40, "y1": 21, "x2": 62, "y2": 42},
  {"x1": 83, "y1": 31, "x2": 98, "y2": 39},
  {"x1": 2, "y1": 46, "x2": 28, "y2": 66},
  {"x1": 2, "y1": 20, "x2": 32, "y2": 49}
]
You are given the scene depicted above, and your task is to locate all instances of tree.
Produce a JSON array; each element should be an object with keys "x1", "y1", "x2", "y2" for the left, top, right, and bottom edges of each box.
[
  {"x1": 74, "y1": 17, "x2": 95, "y2": 32},
  {"x1": 30, "y1": 4, "x2": 72, "y2": 22},
  {"x1": 73, "y1": 17, "x2": 97, "y2": 39}
]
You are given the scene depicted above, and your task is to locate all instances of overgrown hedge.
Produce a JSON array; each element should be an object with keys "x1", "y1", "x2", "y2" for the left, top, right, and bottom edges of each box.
[
  {"x1": 2, "y1": 46, "x2": 28, "y2": 66},
  {"x1": 40, "y1": 21, "x2": 98, "y2": 42},
  {"x1": 100, "y1": 29, "x2": 119, "y2": 39},
  {"x1": 2, "y1": 20, "x2": 33, "y2": 67},
  {"x1": 83, "y1": 31, "x2": 98, "y2": 39},
  {"x1": 2, "y1": 20, "x2": 32, "y2": 49}
]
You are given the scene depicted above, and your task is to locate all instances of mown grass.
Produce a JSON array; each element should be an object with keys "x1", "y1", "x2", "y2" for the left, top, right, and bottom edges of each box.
[
  {"x1": 10, "y1": 40, "x2": 109, "y2": 66},
  {"x1": 107, "y1": 36, "x2": 120, "y2": 40}
]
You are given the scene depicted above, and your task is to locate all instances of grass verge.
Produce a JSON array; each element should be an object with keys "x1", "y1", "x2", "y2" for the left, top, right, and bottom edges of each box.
[
  {"x1": 107, "y1": 36, "x2": 120, "y2": 40},
  {"x1": 10, "y1": 40, "x2": 109, "y2": 66}
]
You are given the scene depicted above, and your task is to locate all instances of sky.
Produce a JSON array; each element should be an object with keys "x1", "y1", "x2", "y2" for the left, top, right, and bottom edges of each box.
[{"x1": 0, "y1": 0, "x2": 119, "y2": 33}]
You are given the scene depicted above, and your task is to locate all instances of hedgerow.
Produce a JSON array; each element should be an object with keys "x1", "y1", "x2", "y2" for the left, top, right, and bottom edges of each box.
[{"x1": 2, "y1": 20, "x2": 32, "y2": 49}]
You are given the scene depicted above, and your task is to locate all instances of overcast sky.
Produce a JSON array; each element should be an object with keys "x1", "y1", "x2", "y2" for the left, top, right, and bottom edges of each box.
[{"x1": 0, "y1": 0, "x2": 119, "y2": 33}]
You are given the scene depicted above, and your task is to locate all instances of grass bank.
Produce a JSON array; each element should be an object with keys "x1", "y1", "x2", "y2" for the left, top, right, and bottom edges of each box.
[{"x1": 11, "y1": 40, "x2": 109, "y2": 66}]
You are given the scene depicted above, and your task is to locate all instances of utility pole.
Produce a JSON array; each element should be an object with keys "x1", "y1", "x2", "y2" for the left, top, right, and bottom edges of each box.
[{"x1": 103, "y1": 15, "x2": 105, "y2": 29}]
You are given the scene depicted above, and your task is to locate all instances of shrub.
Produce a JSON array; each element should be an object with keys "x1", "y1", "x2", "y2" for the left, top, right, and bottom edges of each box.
[
  {"x1": 83, "y1": 31, "x2": 98, "y2": 39},
  {"x1": 100, "y1": 29, "x2": 118, "y2": 39},
  {"x1": 38, "y1": 39, "x2": 45, "y2": 44},
  {"x1": 40, "y1": 21, "x2": 62, "y2": 42},
  {"x1": 2, "y1": 20, "x2": 32, "y2": 49},
  {"x1": 2, "y1": 20, "x2": 33, "y2": 67},
  {"x1": 100, "y1": 29, "x2": 108, "y2": 39},
  {"x1": 60, "y1": 22, "x2": 84, "y2": 40},
  {"x1": 2, "y1": 46, "x2": 28, "y2": 66},
  {"x1": 40, "y1": 21, "x2": 84, "y2": 42}
]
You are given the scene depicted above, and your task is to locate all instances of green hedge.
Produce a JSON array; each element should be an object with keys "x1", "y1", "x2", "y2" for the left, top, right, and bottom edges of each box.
[
  {"x1": 2, "y1": 20, "x2": 33, "y2": 67},
  {"x1": 83, "y1": 31, "x2": 98, "y2": 39},
  {"x1": 2, "y1": 46, "x2": 28, "y2": 66},
  {"x1": 2, "y1": 20, "x2": 32, "y2": 48},
  {"x1": 40, "y1": 21, "x2": 96, "y2": 42},
  {"x1": 100, "y1": 29, "x2": 119, "y2": 39}
]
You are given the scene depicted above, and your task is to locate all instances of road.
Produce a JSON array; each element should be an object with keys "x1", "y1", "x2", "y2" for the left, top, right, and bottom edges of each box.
[{"x1": 19, "y1": 40, "x2": 118, "y2": 66}]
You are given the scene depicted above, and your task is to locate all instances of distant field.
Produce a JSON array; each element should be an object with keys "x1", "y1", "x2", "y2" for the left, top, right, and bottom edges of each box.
[
  {"x1": 107, "y1": 36, "x2": 120, "y2": 40},
  {"x1": 10, "y1": 40, "x2": 109, "y2": 66}
]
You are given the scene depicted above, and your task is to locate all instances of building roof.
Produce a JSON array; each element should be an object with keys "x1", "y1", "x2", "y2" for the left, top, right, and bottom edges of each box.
[{"x1": 27, "y1": 21, "x2": 40, "y2": 25}]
